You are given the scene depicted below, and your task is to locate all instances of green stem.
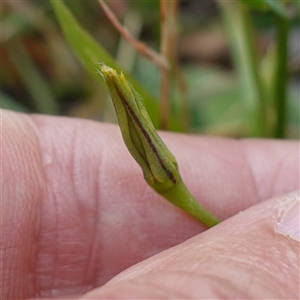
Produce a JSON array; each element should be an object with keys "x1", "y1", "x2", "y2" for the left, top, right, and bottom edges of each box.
[
  {"x1": 273, "y1": 16, "x2": 290, "y2": 138},
  {"x1": 217, "y1": 1, "x2": 268, "y2": 137},
  {"x1": 6, "y1": 39, "x2": 59, "y2": 115},
  {"x1": 162, "y1": 179, "x2": 220, "y2": 227},
  {"x1": 241, "y1": 6, "x2": 268, "y2": 137}
]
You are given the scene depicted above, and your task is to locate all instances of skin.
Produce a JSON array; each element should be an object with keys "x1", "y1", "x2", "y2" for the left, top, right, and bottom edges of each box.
[{"x1": 1, "y1": 109, "x2": 299, "y2": 299}]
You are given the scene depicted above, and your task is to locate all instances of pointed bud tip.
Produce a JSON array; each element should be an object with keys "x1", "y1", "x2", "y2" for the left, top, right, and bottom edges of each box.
[{"x1": 99, "y1": 65, "x2": 112, "y2": 75}]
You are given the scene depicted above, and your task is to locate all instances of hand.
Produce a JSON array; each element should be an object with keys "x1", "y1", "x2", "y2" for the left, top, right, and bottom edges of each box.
[{"x1": 2, "y1": 109, "x2": 299, "y2": 299}]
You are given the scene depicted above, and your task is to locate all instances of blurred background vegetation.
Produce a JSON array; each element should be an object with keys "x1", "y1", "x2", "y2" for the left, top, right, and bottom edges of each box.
[{"x1": 1, "y1": 0, "x2": 299, "y2": 138}]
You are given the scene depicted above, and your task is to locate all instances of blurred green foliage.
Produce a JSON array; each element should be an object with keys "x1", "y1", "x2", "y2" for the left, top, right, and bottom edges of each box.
[
  {"x1": 1, "y1": 0, "x2": 299, "y2": 138},
  {"x1": 240, "y1": 0, "x2": 290, "y2": 18}
]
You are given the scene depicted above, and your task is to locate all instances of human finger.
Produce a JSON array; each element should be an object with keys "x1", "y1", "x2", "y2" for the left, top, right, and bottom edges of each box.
[
  {"x1": 2, "y1": 109, "x2": 299, "y2": 299},
  {"x1": 81, "y1": 191, "x2": 300, "y2": 299}
]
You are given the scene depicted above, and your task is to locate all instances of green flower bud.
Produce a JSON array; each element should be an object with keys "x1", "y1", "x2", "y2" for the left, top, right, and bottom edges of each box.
[{"x1": 98, "y1": 64, "x2": 220, "y2": 227}]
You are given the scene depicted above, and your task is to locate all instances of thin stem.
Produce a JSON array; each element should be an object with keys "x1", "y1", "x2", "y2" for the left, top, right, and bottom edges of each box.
[
  {"x1": 162, "y1": 179, "x2": 220, "y2": 227},
  {"x1": 273, "y1": 15, "x2": 290, "y2": 138},
  {"x1": 167, "y1": 0, "x2": 190, "y2": 132},
  {"x1": 6, "y1": 38, "x2": 59, "y2": 114},
  {"x1": 239, "y1": 4, "x2": 268, "y2": 136},
  {"x1": 217, "y1": 1, "x2": 268, "y2": 137},
  {"x1": 171, "y1": 16, "x2": 190, "y2": 131},
  {"x1": 160, "y1": 0, "x2": 170, "y2": 130},
  {"x1": 174, "y1": 62, "x2": 190, "y2": 132},
  {"x1": 98, "y1": 0, "x2": 169, "y2": 70},
  {"x1": 159, "y1": 0, "x2": 179, "y2": 130},
  {"x1": 116, "y1": 9, "x2": 142, "y2": 71}
]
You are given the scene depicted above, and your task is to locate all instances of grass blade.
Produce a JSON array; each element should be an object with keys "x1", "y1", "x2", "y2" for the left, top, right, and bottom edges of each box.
[{"x1": 50, "y1": 0, "x2": 161, "y2": 126}]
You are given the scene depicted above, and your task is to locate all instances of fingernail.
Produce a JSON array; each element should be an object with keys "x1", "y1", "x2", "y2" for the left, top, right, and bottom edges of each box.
[{"x1": 277, "y1": 193, "x2": 300, "y2": 242}]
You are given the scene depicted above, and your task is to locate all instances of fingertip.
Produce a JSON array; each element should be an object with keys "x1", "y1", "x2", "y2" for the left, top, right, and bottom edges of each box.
[{"x1": 94, "y1": 191, "x2": 300, "y2": 299}]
